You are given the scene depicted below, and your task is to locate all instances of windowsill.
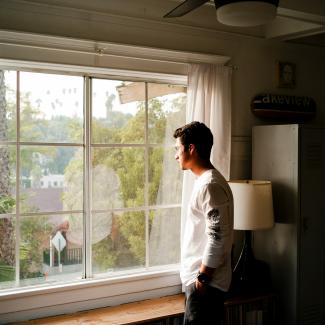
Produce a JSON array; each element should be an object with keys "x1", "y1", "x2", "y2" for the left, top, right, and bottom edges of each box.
[
  {"x1": 0, "y1": 265, "x2": 182, "y2": 324},
  {"x1": 0, "y1": 264, "x2": 180, "y2": 298},
  {"x1": 15, "y1": 294, "x2": 185, "y2": 325}
]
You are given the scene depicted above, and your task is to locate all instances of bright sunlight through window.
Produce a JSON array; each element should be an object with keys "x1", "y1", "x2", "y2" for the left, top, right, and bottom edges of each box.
[{"x1": 0, "y1": 70, "x2": 186, "y2": 290}]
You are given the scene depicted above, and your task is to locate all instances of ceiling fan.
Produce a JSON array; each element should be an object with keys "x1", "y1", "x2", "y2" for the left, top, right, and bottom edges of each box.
[{"x1": 163, "y1": 0, "x2": 280, "y2": 27}]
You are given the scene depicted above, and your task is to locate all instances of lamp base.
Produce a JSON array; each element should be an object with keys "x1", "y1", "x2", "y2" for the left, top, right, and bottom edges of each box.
[{"x1": 231, "y1": 230, "x2": 271, "y2": 293}]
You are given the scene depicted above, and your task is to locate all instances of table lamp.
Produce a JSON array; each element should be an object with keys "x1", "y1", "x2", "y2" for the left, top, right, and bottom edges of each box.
[{"x1": 228, "y1": 180, "x2": 274, "y2": 292}]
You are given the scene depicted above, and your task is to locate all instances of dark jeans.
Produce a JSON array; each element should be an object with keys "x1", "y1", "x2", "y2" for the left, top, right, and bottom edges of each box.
[{"x1": 184, "y1": 282, "x2": 226, "y2": 325}]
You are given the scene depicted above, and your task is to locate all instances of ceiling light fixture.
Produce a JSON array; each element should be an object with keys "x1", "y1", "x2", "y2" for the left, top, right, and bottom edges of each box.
[
  {"x1": 164, "y1": 0, "x2": 279, "y2": 27},
  {"x1": 216, "y1": 0, "x2": 279, "y2": 27}
]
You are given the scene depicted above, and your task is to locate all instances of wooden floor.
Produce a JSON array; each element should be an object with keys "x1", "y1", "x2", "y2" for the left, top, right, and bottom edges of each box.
[{"x1": 14, "y1": 294, "x2": 185, "y2": 325}]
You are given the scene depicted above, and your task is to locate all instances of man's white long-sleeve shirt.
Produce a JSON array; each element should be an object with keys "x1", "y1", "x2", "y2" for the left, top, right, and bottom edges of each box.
[{"x1": 180, "y1": 169, "x2": 234, "y2": 291}]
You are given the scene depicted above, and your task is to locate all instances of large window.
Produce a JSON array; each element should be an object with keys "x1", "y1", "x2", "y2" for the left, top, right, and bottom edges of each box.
[{"x1": 0, "y1": 70, "x2": 186, "y2": 290}]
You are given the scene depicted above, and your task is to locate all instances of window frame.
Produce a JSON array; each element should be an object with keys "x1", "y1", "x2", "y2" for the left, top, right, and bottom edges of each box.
[
  {"x1": 1, "y1": 68, "x2": 187, "y2": 267},
  {"x1": 0, "y1": 63, "x2": 186, "y2": 323}
]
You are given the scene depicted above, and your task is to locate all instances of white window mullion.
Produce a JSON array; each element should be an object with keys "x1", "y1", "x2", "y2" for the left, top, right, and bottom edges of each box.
[
  {"x1": 144, "y1": 82, "x2": 150, "y2": 269},
  {"x1": 17, "y1": 142, "x2": 84, "y2": 147},
  {"x1": 15, "y1": 70, "x2": 20, "y2": 286},
  {"x1": 83, "y1": 76, "x2": 92, "y2": 278}
]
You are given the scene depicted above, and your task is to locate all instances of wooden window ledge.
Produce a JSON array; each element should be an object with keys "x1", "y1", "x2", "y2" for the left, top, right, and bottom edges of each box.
[{"x1": 13, "y1": 294, "x2": 185, "y2": 325}]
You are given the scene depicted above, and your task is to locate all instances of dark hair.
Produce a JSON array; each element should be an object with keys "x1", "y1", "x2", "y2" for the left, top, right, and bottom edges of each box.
[{"x1": 173, "y1": 121, "x2": 213, "y2": 160}]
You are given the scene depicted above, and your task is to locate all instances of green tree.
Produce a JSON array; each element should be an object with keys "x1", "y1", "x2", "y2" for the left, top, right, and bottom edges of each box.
[
  {"x1": 0, "y1": 73, "x2": 64, "y2": 284},
  {"x1": 19, "y1": 93, "x2": 54, "y2": 180},
  {"x1": 0, "y1": 70, "x2": 15, "y2": 283},
  {"x1": 20, "y1": 216, "x2": 51, "y2": 280},
  {"x1": 63, "y1": 86, "x2": 186, "y2": 271},
  {"x1": 116, "y1": 96, "x2": 185, "y2": 265}
]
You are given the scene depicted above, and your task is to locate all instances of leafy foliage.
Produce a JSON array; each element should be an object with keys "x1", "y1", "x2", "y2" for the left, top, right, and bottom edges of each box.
[
  {"x1": 0, "y1": 196, "x2": 15, "y2": 214},
  {"x1": 20, "y1": 216, "x2": 51, "y2": 279}
]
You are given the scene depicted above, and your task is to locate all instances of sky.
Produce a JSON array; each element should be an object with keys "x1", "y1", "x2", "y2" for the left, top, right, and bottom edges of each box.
[{"x1": 5, "y1": 71, "x2": 137, "y2": 119}]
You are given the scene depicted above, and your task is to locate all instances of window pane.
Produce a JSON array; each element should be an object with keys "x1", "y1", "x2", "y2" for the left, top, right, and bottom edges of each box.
[
  {"x1": 148, "y1": 83, "x2": 186, "y2": 145},
  {"x1": 149, "y1": 208, "x2": 181, "y2": 267},
  {"x1": 0, "y1": 216, "x2": 16, "y2": 289},
  {"x1": 20, "y1": 72, "x2": 83, "y2": 143},
  {"x1": 20, "y1": 214, "x2": 83, "y2": 287},
  {"x1": 20, "y1": 146, "x2": 83, "y2": 213},
  {"x1": 92, "y1": 211, "x2": 145, "y2": 274},
  {"x1": 0, "y1": 70, "x2": 16, "y2": 141},
  {"x1": 0, "y1": 145, "x2": 16, "y2": 214},
  {"x1": 149, "y1": 147, "x2": 183, "y2": 206},
  {"x1": 92, "y1": 148, "x2": 144, "y2": 208},
  {"x1": 92, "y1": 79, "x2": 145, "y2": 144}
]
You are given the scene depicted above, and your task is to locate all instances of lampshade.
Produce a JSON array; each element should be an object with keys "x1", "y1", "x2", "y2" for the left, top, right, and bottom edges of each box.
[
  {"x1": 229, "y1": 180, "x2": 274, "y2": 230},
  {"x1": 216, "y1": 1, "x2": 278, "y2": 27}
]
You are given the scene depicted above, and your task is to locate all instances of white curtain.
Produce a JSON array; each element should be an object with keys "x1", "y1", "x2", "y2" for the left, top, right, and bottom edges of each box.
[{"x1": 181, "y1": 63, "x2": 232, "y2": 242}]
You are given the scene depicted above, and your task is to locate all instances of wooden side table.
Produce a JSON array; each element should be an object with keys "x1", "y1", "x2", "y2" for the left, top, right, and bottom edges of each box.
[{"x1": 223, "y1": 292, "x2": 278, "y2": 325}]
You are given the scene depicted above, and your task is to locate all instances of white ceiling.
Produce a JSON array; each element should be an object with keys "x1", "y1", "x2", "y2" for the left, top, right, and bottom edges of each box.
[
  {"x1": 159, "y1": 0, "x2": 325, "y2": 46},
  {"x1": 1, "y1": 0, "x2": 325, "y2": 47}
]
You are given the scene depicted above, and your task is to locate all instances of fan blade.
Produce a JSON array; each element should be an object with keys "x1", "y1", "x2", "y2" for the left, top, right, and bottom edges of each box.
[{"x1": 164, "y1": 0, "x2": 210, "y2": 18}]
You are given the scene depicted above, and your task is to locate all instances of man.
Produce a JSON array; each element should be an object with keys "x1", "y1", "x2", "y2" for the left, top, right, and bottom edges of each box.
[{"x1": 174, "y1": 121, "x2": 233, "y2": 325}]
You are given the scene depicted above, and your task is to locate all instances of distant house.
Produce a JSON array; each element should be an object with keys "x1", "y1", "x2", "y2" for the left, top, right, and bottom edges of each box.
[
  {"x1": 22, "y1": 174, "x2": 65, "y2": 189},
  {"x1": 20, "y1": 174, "x2": 65, "y2": 211},
  {"x1": 34, "y1": 174, "x2": 65, "y2": 189}
]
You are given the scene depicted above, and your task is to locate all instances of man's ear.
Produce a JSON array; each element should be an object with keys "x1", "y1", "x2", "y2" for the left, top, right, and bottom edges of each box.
[{"x1": 188, "y1": 144, "x2": 195, "y2": 154}]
